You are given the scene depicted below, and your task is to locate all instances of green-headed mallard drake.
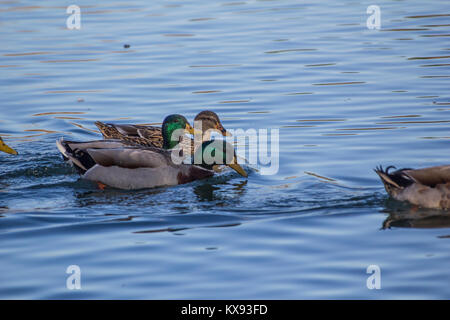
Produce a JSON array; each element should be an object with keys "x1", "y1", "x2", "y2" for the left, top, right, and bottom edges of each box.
[
  {"x1": 95, "y1": 114, "x2": 196, "y2": 159},
  {"x1": 95, "y1": 110, "x2": 230, "y2": 152},
  {"x1": 0, "y1": 136, "x2": 18, "y2": 155},
  {"x1": 56, "y1": 138, "x2": 247, "y2": 190},
  {"x1": 375, "y1": 165, "x2": 450, "y2": 209}
]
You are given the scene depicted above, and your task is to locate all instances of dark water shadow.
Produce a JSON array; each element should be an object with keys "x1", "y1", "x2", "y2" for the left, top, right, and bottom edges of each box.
[
  {"x1": 380, "y1": 198, "x2": 450, "y2": 229},
  {"x1": 193, "y1": 179, "x2": 248, "y2": 202}
]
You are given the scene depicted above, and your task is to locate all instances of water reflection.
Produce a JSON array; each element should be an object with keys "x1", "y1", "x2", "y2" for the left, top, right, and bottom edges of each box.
[
  {"x1": 133, "y1": 222, "x2": 241, "y2": 235},
  {"x1": 74, "y1": 186, "x2": 166, "y2": 208},
  {"x1": 193, "y1": 179, "x2": 248, "y2": 202},
  {"x1": 193, "y1": 183, "x2": 221, "y2": 201},
  {"x1": 381, "y1": 202, "x2": 450, "y2": 229}
]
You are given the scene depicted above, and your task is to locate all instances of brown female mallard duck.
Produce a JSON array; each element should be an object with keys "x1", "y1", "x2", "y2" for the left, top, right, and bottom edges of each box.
[
  {"x1": 94, "y1": 110, "x2": 230, "y2": 154},
  {"x1": 375, "y1": 165, "x2": 450, "y2": 209},
  {"x1": 0, "y1": 136, "x2": 18, "y2": 155}
]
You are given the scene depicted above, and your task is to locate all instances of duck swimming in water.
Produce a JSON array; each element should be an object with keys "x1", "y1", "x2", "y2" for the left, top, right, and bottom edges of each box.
[
  {"x1": 56, "y1": 138, "x2": 247, "y2": 190},
  {"x1": 57, "y1": 114, "x2": 246, "y2": 190},
  {"x1": 94, "y1": 110, "x2": 230, "y2": 156},
  {"x1": 375, "y1": 165, "x2": 450, "y2": 209}
]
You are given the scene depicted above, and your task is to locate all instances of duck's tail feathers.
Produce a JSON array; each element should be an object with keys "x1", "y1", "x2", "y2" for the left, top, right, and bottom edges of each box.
[
  {"x1": 94, "y1": 121, "x2": 105, "y2": 129},
  {"x1": 56, "y1": 138, "x2": 96, "y2": 174},
  {"x1": 374, "y1": 165, "x2": 415, "y2": 195},
  {"x1": 94, "y1": 121, "x2": 109, "y2": 137}
]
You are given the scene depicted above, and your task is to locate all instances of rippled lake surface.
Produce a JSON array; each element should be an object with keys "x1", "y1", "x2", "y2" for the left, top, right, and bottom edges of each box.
[{"x1": 1, "y1": 0, "x2": 450, "y2": 299}]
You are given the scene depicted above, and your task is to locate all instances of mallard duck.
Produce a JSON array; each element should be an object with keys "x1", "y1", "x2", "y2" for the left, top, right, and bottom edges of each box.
[
  {"x1": 0, "y1": 136, "x2": 18, "y2": 155},
  {"x1": 56, "y1": 138, "x2": 247, "y2": 190},
  {"x1": 93, "y1": 114, "x2": 196, "y2": 160},
  {"x1": 95, "y1": 110, "x2": 230, "y2": 153},
  {"x1": 375, "y1": 165, "x2": 450, "y2": 209}
]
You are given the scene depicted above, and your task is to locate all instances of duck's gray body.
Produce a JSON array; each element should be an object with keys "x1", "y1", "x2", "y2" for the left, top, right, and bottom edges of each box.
[{"x1": 56, "y1": 139, "x2": 213, "y2": 190}]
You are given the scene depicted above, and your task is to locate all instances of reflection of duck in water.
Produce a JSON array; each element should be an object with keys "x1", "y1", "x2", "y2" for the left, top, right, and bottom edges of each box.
[
  {"x1": 0, "y1": 136, "x2": 17, "y2": 155},
  {"x1": 193, "y1": 179, "x2": 248, "y2": 202},
  {"x1": 381, "y1": 206, "x2": 450, "y2": 229},
  {"x1": 375, "y1": 165, "x2": 450, "y2": 209}
]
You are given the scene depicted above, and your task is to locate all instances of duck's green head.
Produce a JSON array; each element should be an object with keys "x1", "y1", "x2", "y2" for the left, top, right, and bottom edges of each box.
[
  {"x1": 0, "y1": 136, "x2": 18, "y2": 155},
  {"x1": 193, "y1": 140, "x2": 247, "y2": 177},
  {"x1": 162, "y1": 114, "x2": 195, "y2": 149}
]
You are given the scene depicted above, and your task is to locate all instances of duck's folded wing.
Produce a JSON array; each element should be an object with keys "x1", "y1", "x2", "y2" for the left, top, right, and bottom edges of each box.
[
  {"x1": 111, "y1": 124, "x2": 143, "y2": 137},
  {"x1": 86, "y1": 148, "x2": 170, "y2": 169},
  {"x1": 106, "y1": 124, "x2": 160, "y2": 137},
  {"x1": 56, "y1": 138, "x2": 171, "y2": 173},
  {"x1": 137, "y1": 127, "x2": 162, "y2": 139},
  {"x1": 95, "y1": 121, "x2": 160, "y2": 139},
  {"x1": 405, "y1": 165, "x2": 450, "y2": 187},
  {"x1": 59, "y1": 139, "x2": 130, "y2": 152}
]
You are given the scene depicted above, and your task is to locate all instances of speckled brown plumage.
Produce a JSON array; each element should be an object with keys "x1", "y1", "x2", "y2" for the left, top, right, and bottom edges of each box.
[
  {"x1": 95, "y1": 111, "x2": 230, "y2": 156},
  {"x1": 95, "y1": 121, "x2": 164, "y2": 147}
]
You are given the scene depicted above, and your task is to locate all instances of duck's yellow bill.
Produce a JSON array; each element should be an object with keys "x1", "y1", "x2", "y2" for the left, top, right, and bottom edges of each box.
[
  {"x1": 217, "y1": 123, "x2": 232, "y2": 137},
  {"x1": 228, "y1": 162, "x2": 248, "y2": 177},
  {"x1": 186, "y1": 123, "x2": 203, "y2": 136},
  {"x1": 0, "y1": 141, "x2": 18, "y2": 155}
]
